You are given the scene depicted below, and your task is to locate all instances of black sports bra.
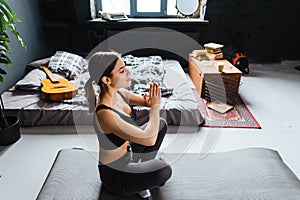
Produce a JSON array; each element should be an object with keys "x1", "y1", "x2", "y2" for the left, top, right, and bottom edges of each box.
[{"x1": 94, "y1": 91, "x2": 136, "y2": 150}]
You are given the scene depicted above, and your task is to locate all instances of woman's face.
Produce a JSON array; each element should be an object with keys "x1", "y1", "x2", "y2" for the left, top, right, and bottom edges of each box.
[{"x1": 109, "y1": 57, "x2": 131, "y2": 88}]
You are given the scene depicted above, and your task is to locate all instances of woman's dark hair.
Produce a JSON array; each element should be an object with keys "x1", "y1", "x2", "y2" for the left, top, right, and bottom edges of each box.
[{"x1": 85, "y1": 51, "x2": 120, "y2": 112}]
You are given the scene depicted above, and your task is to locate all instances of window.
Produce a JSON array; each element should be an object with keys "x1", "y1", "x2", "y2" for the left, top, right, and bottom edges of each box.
[
  {"x1": 167, "y1": 0, "x2": 178, "y2": 16},
  {"x1": 96, "y1": 0, "x2": 205, "y2": 18},
  {"x1": 136, "y1": 0, "x2": 161, "y2": 12},
  {"x1": 130, "y1": 0, "x2": 167, "y2": 17},
  {"x1": 97, "y1": 0, "x2": 176, "y2": 17},
  {"x1": 99, "y1": 0, "x2": 131, "y2": 15}
]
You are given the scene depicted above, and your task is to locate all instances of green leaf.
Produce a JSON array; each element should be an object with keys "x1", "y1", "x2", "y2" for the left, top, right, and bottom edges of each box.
[
  {"x1": 0, "y1": 1, "x2": 27, "y2": 51},
  {"x1": 0, "y1": 56, "x2": 11, "y2": 65},
  {"x1": 0, "y1": 51, "x2": 11, "y2": 64},
  {"x1": 0, "y1": 34, "x2": 10, "y2": 42},
  {"x1": 0, "y1": 67, "x2": 6, "y2": 74},
  {"x1": 0, "y1": 2, "x2": 17, "y2": 23},
  {"x1": 9, "y1": 27, "x2": 26, "y2": 49},
  {"x1": 0, "y1": 0, "x2": 13, "y2": 13},
  {"x1": 0, "y1": 0, "x2": 27, "y2": 81},
  {"x1": 0, "y1": 14, "x2": 7, "y2": 32},
  {"x1": 0, "y1": 37, "x2": 11, "y2": 53}
]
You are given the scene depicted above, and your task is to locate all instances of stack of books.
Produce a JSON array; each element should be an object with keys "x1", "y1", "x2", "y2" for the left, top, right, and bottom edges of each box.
[
  {"x1": 204, "y1": 43, "x2": 224, "y2": 60},
  {"x1": 207, "y1": 100, "x2": 234, "y2": 114},
  {"x1": 191, "y1": 49, "x2": 210, "y2": 61}
]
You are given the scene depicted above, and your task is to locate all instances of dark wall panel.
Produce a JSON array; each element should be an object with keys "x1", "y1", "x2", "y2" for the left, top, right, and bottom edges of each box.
[
  {"x1": 37, "y1": 0, "x2": 300, "y2": 63},
  {"x1": 204, "y1": 0, "x2": 300, "y2": 62}
]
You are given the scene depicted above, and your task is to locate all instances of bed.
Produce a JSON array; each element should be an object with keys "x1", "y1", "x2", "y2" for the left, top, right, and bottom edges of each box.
[{"x1": 2, "y1": 51, "x2": 204, "y2": 132}]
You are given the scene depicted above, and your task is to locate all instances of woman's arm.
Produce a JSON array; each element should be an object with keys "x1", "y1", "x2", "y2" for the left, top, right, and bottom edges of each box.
[
  {"x1": 119, "y1": 88, "x2": 151, "y2": 107},
  {"x1": 99, "y1": 83, "x2": 161, "y2": 146}
]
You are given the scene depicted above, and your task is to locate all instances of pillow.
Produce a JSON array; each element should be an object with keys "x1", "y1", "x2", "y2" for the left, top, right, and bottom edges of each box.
[
  {"x1": 26, "y1": 57, "x2": 51, "y2": 71},
  {"x1": 15, "y1": 69, "x2": 65, "y2": 91},
  {"x1": 15, "y1": 69, "x2": 47, "y2": 91},
  {"x1": 48, "y1": 51, "x2": 87, "y2": 80}
]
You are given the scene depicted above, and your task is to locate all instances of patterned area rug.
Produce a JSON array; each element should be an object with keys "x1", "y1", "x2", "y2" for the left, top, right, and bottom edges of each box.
[{"x1": 193, "y1": 89, "x2": 261, "y2": 128}]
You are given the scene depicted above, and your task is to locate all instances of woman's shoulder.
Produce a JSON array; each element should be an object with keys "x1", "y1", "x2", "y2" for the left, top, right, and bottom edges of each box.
[
  {"x1": 96, "y1": 105, "x2": 120, "y2": 125},
  {"x1": 95, "y1": 104, "x2": 111, "y2": 112}
]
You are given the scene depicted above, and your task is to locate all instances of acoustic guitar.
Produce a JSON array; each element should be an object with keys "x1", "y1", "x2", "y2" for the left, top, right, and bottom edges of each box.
[{"x1": 40, "y1": 66, "x2": 78, "y2": 101}]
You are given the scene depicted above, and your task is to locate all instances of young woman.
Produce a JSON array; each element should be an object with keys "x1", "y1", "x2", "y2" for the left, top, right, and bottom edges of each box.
[{"x1": 85, "y1": 51, "x2": 172, "y2": 198}]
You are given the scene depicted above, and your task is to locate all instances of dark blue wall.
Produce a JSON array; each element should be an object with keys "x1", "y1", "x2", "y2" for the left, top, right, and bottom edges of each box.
[
  {"x1": 203, "y1": 0, "x2": 300, "y2": 62},
  {"x1": 0, "y1": 0, "x2": 48, "y2": 93}
]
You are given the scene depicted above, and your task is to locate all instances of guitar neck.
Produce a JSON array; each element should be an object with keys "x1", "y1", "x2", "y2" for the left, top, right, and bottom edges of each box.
[{"x1": 40, "y1": 66, "x2": 59, "y2": 83}]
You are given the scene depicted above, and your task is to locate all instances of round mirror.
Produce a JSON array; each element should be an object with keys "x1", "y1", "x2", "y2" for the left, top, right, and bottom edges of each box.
[{"x1": 176, "y1": 0, "x2": 199, "y2": 16}]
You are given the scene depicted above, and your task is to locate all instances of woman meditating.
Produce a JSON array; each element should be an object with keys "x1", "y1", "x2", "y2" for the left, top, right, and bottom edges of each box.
[{"x1": 85, "y1": 51, "x2": 172, "y2": 198}]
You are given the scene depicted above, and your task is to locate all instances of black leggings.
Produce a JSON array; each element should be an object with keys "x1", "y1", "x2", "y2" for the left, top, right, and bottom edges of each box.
[{"x1": 98, "y1": 118, "x2": 172, "y2": 196}]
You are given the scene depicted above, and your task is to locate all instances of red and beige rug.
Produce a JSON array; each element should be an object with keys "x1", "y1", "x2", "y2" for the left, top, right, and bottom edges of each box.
[{"x1": 193, "y1": 89, "x2": 261, "y2": 128}]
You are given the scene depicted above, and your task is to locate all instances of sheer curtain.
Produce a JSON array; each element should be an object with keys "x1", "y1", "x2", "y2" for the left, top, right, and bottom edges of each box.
[{"x1": 90, "y1": 0, "x2": 96, "y2": 19}]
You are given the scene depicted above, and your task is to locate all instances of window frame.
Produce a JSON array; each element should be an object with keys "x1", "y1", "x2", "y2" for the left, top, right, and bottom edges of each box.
[{"x1": 95, "y1": 0, "x2": 102, "y2": 14}]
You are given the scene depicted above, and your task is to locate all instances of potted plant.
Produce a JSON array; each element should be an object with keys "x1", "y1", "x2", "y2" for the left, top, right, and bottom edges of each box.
[{"x1": 0, "y1": 0, "x2": 26, "y2": 145}]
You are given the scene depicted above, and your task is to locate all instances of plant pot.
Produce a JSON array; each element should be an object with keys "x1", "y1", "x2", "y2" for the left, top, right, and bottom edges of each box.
[{"x1": 0, "y1": 115, "x2": 21, "y2": 146}]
